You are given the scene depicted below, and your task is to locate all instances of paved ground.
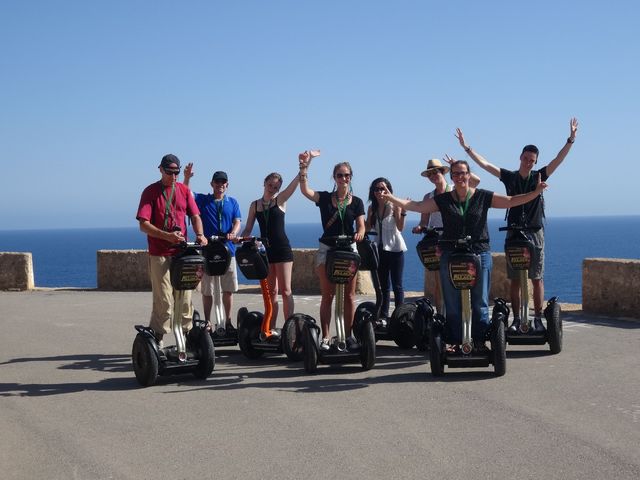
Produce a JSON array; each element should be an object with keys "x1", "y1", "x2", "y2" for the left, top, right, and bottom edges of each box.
[{"x1": 1, "y1": 289, "x2": 639, "y2": 480}]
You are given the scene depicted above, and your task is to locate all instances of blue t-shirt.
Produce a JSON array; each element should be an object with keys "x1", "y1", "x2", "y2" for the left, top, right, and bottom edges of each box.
[{"x1": 194, "y1": 193, "x2": 242, "y2": 255}]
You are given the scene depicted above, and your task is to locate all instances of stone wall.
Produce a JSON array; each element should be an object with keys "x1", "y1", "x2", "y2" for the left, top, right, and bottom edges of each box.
[
  {"x1": 583, "y1": 258, "x2": 640, "y2": 319},
  {"x1": 0, "y1": 253, "x2": 34, "y2": 291},
  {"x1": 95, "y1": 248, "x2": 374, "y2": 294}
]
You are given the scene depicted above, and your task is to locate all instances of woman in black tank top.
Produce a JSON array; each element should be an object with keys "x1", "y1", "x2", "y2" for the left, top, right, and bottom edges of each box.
[{"x1": 241, "y1": 170, "x2": 300, "y2": 334}]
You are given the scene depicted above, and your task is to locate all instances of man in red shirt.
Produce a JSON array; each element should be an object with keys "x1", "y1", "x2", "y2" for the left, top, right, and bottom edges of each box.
[{"x1": 136, "y1": 154, "x2": 207, "y2": 346}]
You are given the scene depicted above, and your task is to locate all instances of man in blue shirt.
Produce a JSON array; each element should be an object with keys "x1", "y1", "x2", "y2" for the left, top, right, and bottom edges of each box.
[{"x1": 184, "y1": 166, "x2": 242, "y2": 332}]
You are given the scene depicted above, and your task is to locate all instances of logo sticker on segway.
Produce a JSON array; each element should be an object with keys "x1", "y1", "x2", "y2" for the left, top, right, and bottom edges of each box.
[
  {"x1": 449, "y1": 261, "x2": 477, "y2": 289},
  {"x1": 506, "y1": 246, "x2": 531, "y2": 270}
]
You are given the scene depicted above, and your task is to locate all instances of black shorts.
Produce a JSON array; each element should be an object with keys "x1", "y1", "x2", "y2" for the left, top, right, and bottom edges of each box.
[{"x1": 266, "y1": 244, "x2": 293, "y2": 263}]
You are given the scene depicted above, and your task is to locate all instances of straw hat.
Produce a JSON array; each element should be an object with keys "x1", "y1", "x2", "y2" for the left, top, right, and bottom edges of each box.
[{"x1": 420, "y1": 158, "x2": 450, "y2": 177}]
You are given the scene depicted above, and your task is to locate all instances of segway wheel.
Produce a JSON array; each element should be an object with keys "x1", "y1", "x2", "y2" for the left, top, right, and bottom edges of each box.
[
  {"x1": 303, "y1": 326, "x2": 318, "y2": 374},
  {"x1": 546, "y1": 301, "x2": 563, "y2": 354},
  {"x1": 428, "y1": 322, "x2": 444, "y2": 377},
  {"x1": 282, "y1": 314, "x2": 309, "y2": 361},
  {"x1": 353, "y1": 301, "x2": 376, "y2": 342},
  {"x1": 491, "y1": 322, "x2": 507, "y2": 377},
  {"x1": 238, "y1": 312, "x2": 265, "y2": 359},
  {"x1": 132, "y1": 334, "x2": 159, "y2": 387},
  {"x1": 360, "y1": 320, "x2": 376, "y2": 370},
  {"x1": 389, "y1": 302, "x2": 417, "y2": 349},
  {"x1": 190, "y1": 329, "x2": 215, "y2": 379}
]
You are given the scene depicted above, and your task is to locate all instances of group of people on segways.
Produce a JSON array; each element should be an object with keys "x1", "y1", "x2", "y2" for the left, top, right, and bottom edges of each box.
[{"x1": 131, "y1": 118, "x2": 577, "y2": 384}]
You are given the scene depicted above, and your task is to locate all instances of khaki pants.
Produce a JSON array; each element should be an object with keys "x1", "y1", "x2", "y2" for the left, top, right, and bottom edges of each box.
[{"x1": 148, "y1": 255, "x2": 193, "y2": 336}]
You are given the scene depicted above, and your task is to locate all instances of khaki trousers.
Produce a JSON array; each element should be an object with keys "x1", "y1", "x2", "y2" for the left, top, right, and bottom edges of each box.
[{"x1": 148, "y1": 255, "x2": 193, "y2": 337}]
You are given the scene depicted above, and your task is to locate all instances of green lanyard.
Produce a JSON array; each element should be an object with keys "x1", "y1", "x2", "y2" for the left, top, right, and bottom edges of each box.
[
  {"x1": 455, "y1": 190, "x2": 471, "y2": 234},
  {"x1": 336, "y1": 194, "x2": 349, "y2": 234},
  {"x1": 215, "y1": 196, "x2": 225, "y2": 234},
  {"x1": 518, "y1": 172, "x2": 532, "y2": 194},
  {"x1": 162, "y1": 182, "x2": 175, "y2": 231},
  {"x1": 261, "y1": 198, "x2": 271, "y2": 230}
]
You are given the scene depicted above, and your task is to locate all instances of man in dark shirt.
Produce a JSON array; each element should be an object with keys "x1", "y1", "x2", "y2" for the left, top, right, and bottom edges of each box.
[{"x1": 455, "y1": 118, "x2": 578, "y2": 332}]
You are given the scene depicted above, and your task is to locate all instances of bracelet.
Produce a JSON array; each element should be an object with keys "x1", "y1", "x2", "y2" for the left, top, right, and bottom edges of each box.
[
  {"x1": 464, "y1": 146, "x2": 471, "y2": 152},
  {"x1": 400, "y1": 213, "x2": 407, "y2": 217},
  {"x1": 196, "y1": 233, "x2": 204, "y2": 237},
  {"x1": 567, "y1": 137, "x2": 574, "y2": 144}
]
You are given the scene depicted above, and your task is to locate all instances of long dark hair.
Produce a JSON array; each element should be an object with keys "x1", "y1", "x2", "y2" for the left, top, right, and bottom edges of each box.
[{"x1": 368, "y1": 177, "x2": 392, "y2": 223}]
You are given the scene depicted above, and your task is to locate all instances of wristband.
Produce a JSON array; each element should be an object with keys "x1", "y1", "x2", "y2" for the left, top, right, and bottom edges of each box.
[{"x1": 567, "y1": 137, "x2": 574, "y2": 144}]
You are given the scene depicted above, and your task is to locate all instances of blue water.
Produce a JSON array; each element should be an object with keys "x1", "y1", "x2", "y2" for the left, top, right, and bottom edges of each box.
[{"x1": 1, "y1": 216, "x2": 639, "y2": 304}]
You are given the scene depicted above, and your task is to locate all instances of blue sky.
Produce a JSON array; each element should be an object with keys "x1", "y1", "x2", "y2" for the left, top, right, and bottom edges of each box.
[{"x1": 1, "y1": 0, "x2": 638, "y2": 230}]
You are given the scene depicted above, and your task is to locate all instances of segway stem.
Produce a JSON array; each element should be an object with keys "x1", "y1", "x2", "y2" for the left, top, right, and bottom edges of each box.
[
  {"x1": 461, "y1": 290, "x2": 473, "y2": 354},
  {"x1": 334, "y1": 284, "x2": 347, "y2": 351}
]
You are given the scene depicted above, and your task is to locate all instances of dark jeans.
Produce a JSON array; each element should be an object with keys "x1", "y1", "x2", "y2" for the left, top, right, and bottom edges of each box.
[{"x1": 378, "y1": 249, "x2": 405, "y2": 317}]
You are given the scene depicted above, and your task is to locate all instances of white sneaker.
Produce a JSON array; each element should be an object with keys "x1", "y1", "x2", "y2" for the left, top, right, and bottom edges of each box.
[{"x1": 320, "y1": 338, "x2": 331, "y2": 351}]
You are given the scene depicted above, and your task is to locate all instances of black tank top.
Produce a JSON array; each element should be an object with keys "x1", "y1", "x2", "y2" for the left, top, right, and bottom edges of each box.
[{"x1": 255, "y1": 198, "x2": 291, "y2": 249}]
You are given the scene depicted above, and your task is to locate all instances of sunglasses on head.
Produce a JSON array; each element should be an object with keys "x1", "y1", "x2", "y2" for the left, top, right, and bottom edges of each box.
[
  {"x1": 163, "y1": 168, "x2": 181, "y2": 176},
  {"x1": 335, "y1": 173, "x2": 351, "y2": 179}
]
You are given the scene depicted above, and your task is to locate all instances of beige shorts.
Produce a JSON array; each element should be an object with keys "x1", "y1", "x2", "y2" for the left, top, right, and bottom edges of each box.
[
  {"x1": 315, "y1": 241, "x2": 358, "y2": 267},
  {"x1": 201, "y1": 256, "x2": 238, "y2": 295}
]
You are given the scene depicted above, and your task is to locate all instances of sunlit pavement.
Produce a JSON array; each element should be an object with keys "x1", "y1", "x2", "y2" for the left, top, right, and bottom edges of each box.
[{"x1": 1, "y1": 290, "x2": 638, "y2": 480}]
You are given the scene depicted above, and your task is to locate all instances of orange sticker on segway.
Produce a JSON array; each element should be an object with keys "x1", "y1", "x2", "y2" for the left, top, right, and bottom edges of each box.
[{"x1": 449, "y1": 261, "x2": 477, "y2": 289}]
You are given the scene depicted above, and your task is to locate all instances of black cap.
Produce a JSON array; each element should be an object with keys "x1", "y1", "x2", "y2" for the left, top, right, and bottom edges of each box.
[
  {"x1": 159, "y1": 154, "x2": 180, "y2": 169},
  {"x1": 211, "y1": 171, "x2": 228, "y2": 182}
]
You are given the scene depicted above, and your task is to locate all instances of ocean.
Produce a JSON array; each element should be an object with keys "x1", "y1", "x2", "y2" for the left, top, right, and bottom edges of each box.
[{"x1": 1, "y1": 216, "x2": 639, "y2": 304}]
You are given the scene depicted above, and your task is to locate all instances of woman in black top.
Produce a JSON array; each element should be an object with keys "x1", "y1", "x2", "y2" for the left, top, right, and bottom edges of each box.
[
  {"x1": 241, "y1": 171, "x2": 300, "y2": 335},
  {"x1": 380, "y1": 161, "x2": 547, "y2": 349},
  {"x1": 298, "y1": 151, "x2": 365, "y2": 351}
]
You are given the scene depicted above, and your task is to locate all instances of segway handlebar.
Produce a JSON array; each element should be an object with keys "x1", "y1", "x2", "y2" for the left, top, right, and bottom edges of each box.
[
  {"x1": 498, "y1": 224, "x2": 535, "y2": 233},
  {"x1": 413, "y1": 226, "x2": 443, "y2": 235}
]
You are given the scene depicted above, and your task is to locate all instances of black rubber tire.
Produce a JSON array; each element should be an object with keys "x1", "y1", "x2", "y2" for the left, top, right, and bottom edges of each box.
[
  {"x1": 282, "y1": 314, "x2": 308, "y2": 361},
  {"x1": 238, "y1": 312, "x2": 264, "y2": 359},
  {"x1": 353, "y1": 302, "x2": 376, "y2": 342},
  {"x1": 491, "y1": 322, "x2": 507, "y2": 377},
  {"x1": 546, "y1": 302, "x2": 563, "y2": 354},
  {"x1": 132, "y1": 334, "x2": 159, "y2": 387},
  {"x1": 190, "y1": 329, "x2": 215, "y2": 379},
  {"x1": 428, "y1": 322, "x2": 444, "y2": 377},
  {"x1": 303, "y1": 326, "x2": 318, "y2": 374},
  {"x1": 390, "y1": 303, "x2": 417, "y2": 349},
  {"x1": 360, "y1": 320, "x2": 376, "y2": 370}
]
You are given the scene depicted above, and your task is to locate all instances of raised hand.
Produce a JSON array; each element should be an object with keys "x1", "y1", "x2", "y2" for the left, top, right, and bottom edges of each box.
[
  {"x1": 455, "y1": 128, "x2": 468, "y2": 149},
  {"x1": 443, "y1": 154, "x2": 456, "y2": 166},
  {"x1": 535, "y1": 173, "x2": 548, "y2": 194},
  {"x1": 184, "y1": 162, "x2": 194, "y2": 180},
  {"x1": 569, "y1": 117, "x2": 579, "y2": 141}
]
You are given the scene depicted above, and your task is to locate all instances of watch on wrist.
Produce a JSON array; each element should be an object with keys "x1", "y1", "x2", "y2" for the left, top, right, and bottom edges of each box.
[{"x1": 567, "y1": 137, "x2": 575, "y2": 144}]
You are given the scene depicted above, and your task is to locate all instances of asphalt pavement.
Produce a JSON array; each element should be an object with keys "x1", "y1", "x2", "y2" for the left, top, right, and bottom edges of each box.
[{"x1": 1, "y1": 289, "x2": 639, "y2": 480}]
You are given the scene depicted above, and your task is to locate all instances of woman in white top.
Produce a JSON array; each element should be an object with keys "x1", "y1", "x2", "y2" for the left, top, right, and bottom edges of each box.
[{"x1": 366, "y1": 177, "x2": 408, "y2": 318}]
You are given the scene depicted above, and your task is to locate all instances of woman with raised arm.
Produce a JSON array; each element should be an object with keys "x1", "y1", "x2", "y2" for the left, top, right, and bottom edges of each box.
[
  {"x1": 240, "y1": 169, "x2": 301, "y2": 336},
  {"x1": 298, "y1": 150, "x2": 366, "y2": 351},
  {"x1": 380, "y1": 160, "x2": 547, "y2": 350}
]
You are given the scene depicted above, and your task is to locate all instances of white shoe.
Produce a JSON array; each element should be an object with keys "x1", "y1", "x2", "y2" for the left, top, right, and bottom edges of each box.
[{"x1": 320, "y1": 338, "x2": 331, "y2": 351}]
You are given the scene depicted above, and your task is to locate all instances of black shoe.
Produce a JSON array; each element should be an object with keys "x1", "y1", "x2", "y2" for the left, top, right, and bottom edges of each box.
[
  {"x1": 225, "y1": 324, "x2": 238, "y2": 336},
  {"x1": 346, "y1": 336, "x2": 360, "y2": 352},
  {"x1": 533, "y1": 317, "x2": 546, "y2": 333},
  {"x1": 508, "y1": 318, "x2": 521, "y2": 332}
]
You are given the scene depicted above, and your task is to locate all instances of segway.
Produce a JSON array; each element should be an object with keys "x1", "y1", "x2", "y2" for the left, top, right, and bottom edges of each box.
[
  {"x1": 302, "y1": 235, "x2": 376, "y2": 373},
  {"x1": 411, "y1": 227, "x2": 444, "y2": 351},
  {"x1": 352, "y1": 232, "x2": 417, "y2": 349},
  {"x1": 202, "y1": 235, "x2": 238, "y2": 348},
  {"x1": 428, "y1": 236, "x2": 507, "y2": 377},
  {"x1": 500, "y1": 224, "x2": 562, "y2": 354},
  {"x1": 132, "y1": 242, "x2": 215, "y2": 387},
  {"x1": 236, "y1": 236, "x2": 305, "y2": 360}
]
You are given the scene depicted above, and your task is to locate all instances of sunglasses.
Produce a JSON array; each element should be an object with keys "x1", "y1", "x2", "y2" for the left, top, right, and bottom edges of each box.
[
  {"x1": 374, "y1": 187, "x2": 386, "y2": 192},
  {"x1": 335, "y1": 173, "x2": 352, "y2": 179},
  {"x1": 213, "y1": 179, "x2": 227, "y2": 184},
  {"x1": 426, "y1": 170, "x2": 441, "y2": 178},
  {"x1": 451, "y1": 171, "x2": 469, "y2": 177},
  {"x1": 163, "y1": 168, "x2": 181, "y2": 176}
]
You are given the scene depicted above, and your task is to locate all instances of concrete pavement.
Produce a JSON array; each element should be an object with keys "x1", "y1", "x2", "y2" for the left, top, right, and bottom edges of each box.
[{"x1": 1, "y1": 289, "x2": 639, "y2": 480}]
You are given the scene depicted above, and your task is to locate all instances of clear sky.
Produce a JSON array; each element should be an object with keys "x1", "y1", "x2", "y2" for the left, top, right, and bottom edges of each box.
[{"x1": 2, "y1": 0, "x2": 638, "y2": 230}]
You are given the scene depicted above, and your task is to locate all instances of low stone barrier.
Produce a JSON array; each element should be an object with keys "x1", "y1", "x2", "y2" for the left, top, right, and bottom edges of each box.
[
  {"x1": 96, "y1": 248, "x2": 374, "y2": 294},
  {"x1": 583, "y1": 258, "x2": 640, "y2": 319},
  {"x1": 0, "y1": 252, "x2": 34, "y2": 291}
]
